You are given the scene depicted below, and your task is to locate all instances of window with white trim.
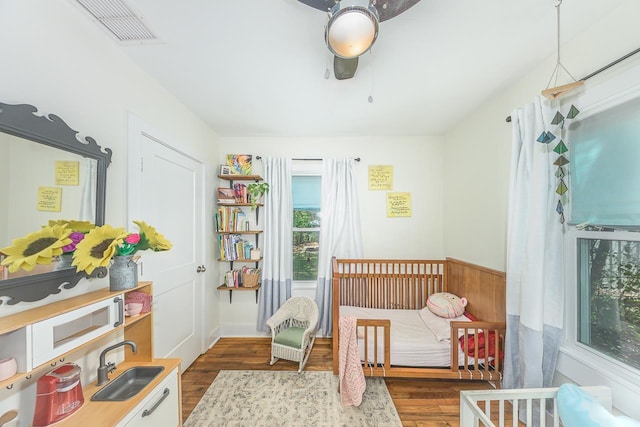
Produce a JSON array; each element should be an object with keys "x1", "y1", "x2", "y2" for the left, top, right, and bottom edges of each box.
[
  {"x1": 574, "y1": 232, "x2": 640, "y2": 371},
  {"x1": 565, "y1": 91, "x2": 640, "y2": 378},
  {"x1": 291, "y1": 161, "x2": 322, "y2": 283}
]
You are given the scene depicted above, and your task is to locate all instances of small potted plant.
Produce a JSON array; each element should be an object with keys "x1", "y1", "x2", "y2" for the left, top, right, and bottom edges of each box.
[{"x1": 246, "y1": 182, "x2": 270, "y2": 209}]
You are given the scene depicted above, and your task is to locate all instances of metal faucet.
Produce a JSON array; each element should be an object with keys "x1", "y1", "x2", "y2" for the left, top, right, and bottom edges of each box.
[{"x1": 96, "y1": 340, "x2": 137, "y2": 386}]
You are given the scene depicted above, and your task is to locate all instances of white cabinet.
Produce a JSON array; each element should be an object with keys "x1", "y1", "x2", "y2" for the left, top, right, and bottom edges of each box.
[
  {"x1": 31, "y1": 295, "x2": 123, "y2": 367},
  {"x1": 119, "y1": 366, "x2": 180, "y2": 427}
]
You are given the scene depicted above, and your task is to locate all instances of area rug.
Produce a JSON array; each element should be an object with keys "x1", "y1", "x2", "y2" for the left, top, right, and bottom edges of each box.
[{"x1": 184, "y1": 370, "x2": 402, "y2": 427}]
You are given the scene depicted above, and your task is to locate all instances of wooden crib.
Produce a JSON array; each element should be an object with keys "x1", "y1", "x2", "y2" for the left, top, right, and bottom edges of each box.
[
  {"x1": 332, "y1": 257, "x2": 507, "y2": 384},
  {"x1": 459, "y1": 386, "x2": 612, "y2": 426}
]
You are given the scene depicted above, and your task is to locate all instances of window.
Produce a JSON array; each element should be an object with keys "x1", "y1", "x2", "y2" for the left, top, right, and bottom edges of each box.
[
  {"x1": 561, "y1": 67, "x2": 640, "y2": 416},
  {"x1": 567, "y1": 92, "x2": 640, "y2": 374},
  {"x1": 292, "y1": 175, "x2": 321, "y2": 281},
  {"x1": 569, "y1": 94, "x2": 640, "y2": 227},
  {"x1": 576, "y1": 234, "x2": 640, "y2": 371}
]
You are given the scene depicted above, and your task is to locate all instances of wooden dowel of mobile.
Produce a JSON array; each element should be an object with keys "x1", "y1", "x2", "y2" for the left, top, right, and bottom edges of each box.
[{"x1": 541, "y1": 80, "x2": 584, "y2": 100}]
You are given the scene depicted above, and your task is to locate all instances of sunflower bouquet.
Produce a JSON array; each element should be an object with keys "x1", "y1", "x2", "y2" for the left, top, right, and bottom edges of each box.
[
  {"x1": 48, "y1": 220, "x2": 95, "y2": 254},
  {"x1": 0, "y1": 220, "x2": 171, "y2": 275},
  {"x1": 72, "y1": 221, "x2": 172, "y2": 275}
]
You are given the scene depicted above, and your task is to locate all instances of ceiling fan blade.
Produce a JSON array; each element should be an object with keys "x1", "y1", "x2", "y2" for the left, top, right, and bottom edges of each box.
[
  {"x1": 376, "y1": 0, "x2": 423, "y2": 22},
  {"x1": 297, "y1": 0, "x2": 423, "y2": 19},
  {"x1": 297, "y1": 0, "x2": 334, "y2": 12},
  {"x1": 333, "y1": 56, "x2": 358, "y2": 80}
]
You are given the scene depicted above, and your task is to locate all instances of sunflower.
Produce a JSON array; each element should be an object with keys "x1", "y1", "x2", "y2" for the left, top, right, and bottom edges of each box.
[
  {"x1": 72, "y1": 225, "x2": 128, "y2": 274},
  {"x1": 48, "y1": 220, "x2": 95, "y2": 233},
  {"x1": 0, "y1": 225, "x2": 72, "y2": 272},
  {"x1": 133, "y1": 220, "x2": 172, "y2": 251}
]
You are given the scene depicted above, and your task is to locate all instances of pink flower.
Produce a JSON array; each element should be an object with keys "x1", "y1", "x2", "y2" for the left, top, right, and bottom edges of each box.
[
  {"x1": 125, "y1": 233, "x2": 141, "y2": 244},
  {"x1": 62, "y1": 231, "x2": 86, "y2": 253}
]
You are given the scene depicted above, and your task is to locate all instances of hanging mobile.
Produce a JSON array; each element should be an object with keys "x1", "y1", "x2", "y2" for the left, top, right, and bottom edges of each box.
[{"x1": 541, "y1": 0, "x2": 585, "y2": 100}]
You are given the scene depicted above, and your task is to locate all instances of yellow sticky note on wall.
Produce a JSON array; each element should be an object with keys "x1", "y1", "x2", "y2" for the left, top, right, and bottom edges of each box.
[
  {"x1": 55, "y1": 160, "x2": 80, "y2": 186},
  {"x1": 37, "y1": 186, "x2": 62, "y2": 212},
  {"x1": 387, "y1": 192, "x2": 412, "y2": 217},
  {"x1": 369, "y1": 165, "x2": 393, "y2": 190}
]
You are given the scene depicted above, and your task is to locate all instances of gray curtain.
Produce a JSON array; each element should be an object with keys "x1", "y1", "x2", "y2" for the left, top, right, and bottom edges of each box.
[
  {"x1": 315, "y1": 158, "x2": 363, "y2": 336},
  {"x1": 257, "y1": 157, "x2": 293, "y2": 332},
  {"x1": 503, "y1": 96, "x2": 564, "y2": 422}
]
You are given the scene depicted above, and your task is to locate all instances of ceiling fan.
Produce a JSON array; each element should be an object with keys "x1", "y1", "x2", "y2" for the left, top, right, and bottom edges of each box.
[{"x1": 298, "y1": 0, "x2": 422, "y2": 79}]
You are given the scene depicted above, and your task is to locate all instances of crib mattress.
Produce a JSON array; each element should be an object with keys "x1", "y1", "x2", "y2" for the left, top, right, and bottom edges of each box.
[{"x1": 339, "y1": 305, "x2": 470, "y2": 367}]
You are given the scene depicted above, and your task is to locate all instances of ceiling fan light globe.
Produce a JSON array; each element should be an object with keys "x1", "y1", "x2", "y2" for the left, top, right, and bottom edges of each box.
[{"x1": 326, "y1": 2, "x2": 379, "y2": 59}]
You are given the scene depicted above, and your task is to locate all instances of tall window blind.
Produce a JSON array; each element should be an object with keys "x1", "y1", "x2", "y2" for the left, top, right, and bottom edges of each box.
[{"x1": 569, "y1": 95, "x2": 640, "y2": 227}]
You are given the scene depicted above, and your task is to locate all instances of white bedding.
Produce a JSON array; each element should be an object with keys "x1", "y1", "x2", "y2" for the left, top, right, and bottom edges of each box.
[{"x1": 339, "y1": 305, "x2": 471, "y2": 367}]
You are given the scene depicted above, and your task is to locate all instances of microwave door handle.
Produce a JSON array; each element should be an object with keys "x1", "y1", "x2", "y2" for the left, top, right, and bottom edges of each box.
[{"x1": 113, "y1": 297, "x2": 124, "y2": 327}]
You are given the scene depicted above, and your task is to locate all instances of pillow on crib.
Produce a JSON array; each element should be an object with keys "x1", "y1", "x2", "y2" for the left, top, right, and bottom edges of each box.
[
  {"x1": 558, "y1": 384, "x2": 640, "y2": 427},
  {"x1": 419, "y1": 306, "x2": 470, "y2": 342},
  {"x1": 426, "y1": 292, "x2": 468, "y2": 318}
]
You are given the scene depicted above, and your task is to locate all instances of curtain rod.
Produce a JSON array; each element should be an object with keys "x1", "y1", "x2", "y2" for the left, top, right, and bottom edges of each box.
[
  {"x1": 505, "y1": 46, "x2": 640, "y2": 123},
  {"x1": 255, "y1": 156, "x2": 360, "y2": 162}
]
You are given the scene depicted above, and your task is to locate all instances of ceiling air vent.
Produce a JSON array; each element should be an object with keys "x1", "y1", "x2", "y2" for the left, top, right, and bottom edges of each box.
[{"x1": 75, "y1": 0, "x2": 157, "y2": 43}]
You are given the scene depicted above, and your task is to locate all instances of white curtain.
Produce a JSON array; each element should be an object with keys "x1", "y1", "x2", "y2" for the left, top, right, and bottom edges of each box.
[
  {"x1": 257, "y1": 157, "x2": 293, "y2": 332},
  {"x1": 79, "y1": 158, "x2": 97, "y2": 221},
  {"x1": 315, "y1": 158, "x2": 363, "y2": 336},
  {"x1": 503, "y1": 96, "x2": 565, "y2": 420}
]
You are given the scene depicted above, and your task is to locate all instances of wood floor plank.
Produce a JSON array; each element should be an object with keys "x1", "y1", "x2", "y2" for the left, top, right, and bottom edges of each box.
[{"x1": 180, "y1": 337, "x2": 497, "y2": 425}]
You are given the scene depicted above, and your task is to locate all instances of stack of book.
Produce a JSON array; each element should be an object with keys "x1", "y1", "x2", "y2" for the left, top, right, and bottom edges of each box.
[
  {"x1": 217, "y1": 187, "x2": 236, "y2": 204},
  {"x1": 233, "y1": 183, "x2": 248, "y2": 204},
  {"x1": 218, "y1": 234, "x2": 254, "y2": 261},
  {"x1": 215, "y1": 207, "x2": 249, "y2": 232}
]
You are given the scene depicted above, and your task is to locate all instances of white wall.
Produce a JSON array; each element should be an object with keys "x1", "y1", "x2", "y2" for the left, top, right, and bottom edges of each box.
[
  {"x1": 217, "y1": 136, "x2": 444, "y2": 335},
  {"x1": 443, "y1": 0, "x2": 640, "y2": 418},
  {"x1": 0, "y1": 1, "x2": 219, "y2": 422}
]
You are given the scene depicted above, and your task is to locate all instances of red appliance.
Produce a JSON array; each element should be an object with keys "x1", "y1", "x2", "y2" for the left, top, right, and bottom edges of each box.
[{"x1": 33, "y1": 363, "x2": 84, "y2": 426}]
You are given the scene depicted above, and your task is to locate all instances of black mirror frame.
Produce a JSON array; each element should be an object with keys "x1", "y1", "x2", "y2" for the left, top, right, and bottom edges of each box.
[{"x1": 0, "y1": 102, "x2": 112, "y2": 305}]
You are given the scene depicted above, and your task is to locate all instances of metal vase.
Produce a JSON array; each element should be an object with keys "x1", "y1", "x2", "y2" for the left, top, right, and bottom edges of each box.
[
  {"x1": 109, "y1": 255, "x2": 138, "y2": 291},
  {"x1": 54, "y1": 254, "x2": 74, "y2": 271}
]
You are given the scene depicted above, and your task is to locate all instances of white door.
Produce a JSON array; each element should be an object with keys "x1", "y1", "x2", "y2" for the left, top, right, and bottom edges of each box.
[{"x1": 128, "y1": 116, "x2": 205, "y2": 371}]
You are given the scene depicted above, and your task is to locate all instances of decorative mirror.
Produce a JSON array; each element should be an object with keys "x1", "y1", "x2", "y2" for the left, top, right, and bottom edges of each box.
[{"x1": 0, "y1": 102, "x2": 112, "y2": 305}]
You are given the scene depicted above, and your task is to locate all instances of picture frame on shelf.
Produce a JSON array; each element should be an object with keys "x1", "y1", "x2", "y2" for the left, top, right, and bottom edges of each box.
[{"x1": 220, "y1": 165, "x2": 231, "y2": 175}]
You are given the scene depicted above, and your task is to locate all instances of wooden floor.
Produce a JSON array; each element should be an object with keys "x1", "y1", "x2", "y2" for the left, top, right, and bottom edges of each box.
[{"x1": 181, "y1": 337, "x2": 498, "y2": 427}]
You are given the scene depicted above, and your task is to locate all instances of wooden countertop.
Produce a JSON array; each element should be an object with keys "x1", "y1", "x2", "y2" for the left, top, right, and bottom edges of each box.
[{"x1": 57, "y1": 358, "x2": 181, "y2": 426}]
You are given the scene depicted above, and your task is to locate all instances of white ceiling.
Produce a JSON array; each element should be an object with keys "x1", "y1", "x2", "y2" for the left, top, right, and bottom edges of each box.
[{"x1": 96, "y1": 0, "x2": 625, "y2": 137}]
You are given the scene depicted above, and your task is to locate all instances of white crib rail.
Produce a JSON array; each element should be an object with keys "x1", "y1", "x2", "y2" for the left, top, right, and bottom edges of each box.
[{"x1": 460, "y1": 386, "x2": 611, "y2": 427}]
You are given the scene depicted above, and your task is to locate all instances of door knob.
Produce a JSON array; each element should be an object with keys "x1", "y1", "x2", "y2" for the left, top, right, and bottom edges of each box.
[{"x1": 197, "y1": 265, "x2": 207, "y2": 273}]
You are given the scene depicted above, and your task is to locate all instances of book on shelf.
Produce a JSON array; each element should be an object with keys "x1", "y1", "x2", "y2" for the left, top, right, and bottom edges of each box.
[
  {"x1": 224, "y1": 266, "x2": 261, "y2": 288},
  {"x1": 215, "y1": 206, "x2": 250, "y2": 233},
  {"x1": 217, "y1": 234, "x2": 255, "y2": 261},
  {"x1": 233, "y1": 183, "x2": 248, "y2": 204}
]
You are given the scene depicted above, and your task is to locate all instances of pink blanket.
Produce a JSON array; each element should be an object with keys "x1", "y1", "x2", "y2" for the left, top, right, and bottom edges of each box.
[{"x1": 339, "y1": 315, "x2": 366, "y2": 407}]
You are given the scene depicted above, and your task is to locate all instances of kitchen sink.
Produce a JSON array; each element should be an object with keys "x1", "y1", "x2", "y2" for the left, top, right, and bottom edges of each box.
[{"x1": 91, "y1": 366, "x2": 165, "y2": 401}]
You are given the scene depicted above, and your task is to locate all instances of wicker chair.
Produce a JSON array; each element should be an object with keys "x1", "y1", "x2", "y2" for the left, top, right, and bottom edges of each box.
[{"x1": 266, "y1": 297, "x2": 319, "y2": 372}]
